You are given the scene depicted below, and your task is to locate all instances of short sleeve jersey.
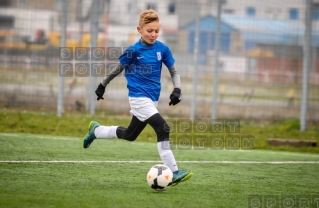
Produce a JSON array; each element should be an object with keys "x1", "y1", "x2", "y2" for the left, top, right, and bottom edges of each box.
[{"x1": 119, "y1": 39, "x2": 175, "y2": 101}]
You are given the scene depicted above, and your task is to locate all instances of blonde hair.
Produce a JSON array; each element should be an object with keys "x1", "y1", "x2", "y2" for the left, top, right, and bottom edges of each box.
[{"x1": 139, "y1": 9, "x2": 160, "y2": 27}]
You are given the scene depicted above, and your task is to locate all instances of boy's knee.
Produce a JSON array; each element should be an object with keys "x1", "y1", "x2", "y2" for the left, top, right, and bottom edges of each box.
[
  {"x1": 155, "y1": 122, "x2": 170, "y2": 142},
  {"x1": 146, "y1": 113, "x2": 170, "y2": 142},
  {"x1": 125, "y1": 134, "x2": 137, "y2": 142},
  {"x1": 117, "y1": 126, "x2": 137, "y2": 142}
]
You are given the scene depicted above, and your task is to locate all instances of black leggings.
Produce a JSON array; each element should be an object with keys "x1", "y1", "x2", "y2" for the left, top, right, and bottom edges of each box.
[{"x1": 116, "y1": 113, "x2": 170, "y2": 142}]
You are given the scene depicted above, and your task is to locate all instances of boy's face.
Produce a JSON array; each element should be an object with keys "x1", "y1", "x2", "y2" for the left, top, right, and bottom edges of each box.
[{"x1": 137, "y1": 21, "x2": 161, "y2": 44}]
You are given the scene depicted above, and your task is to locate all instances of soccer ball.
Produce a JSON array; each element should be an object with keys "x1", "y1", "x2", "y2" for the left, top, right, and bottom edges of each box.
[{"x1": 146, "y1": 164, "x2": 173, "y2": 191}]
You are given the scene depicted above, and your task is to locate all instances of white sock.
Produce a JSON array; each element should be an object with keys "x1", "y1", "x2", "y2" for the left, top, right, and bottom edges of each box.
[
  {"x1": 94, "y1": 126, "x2": 118, "y2": 139},
  {"x1": 157, "y1": 141, "x2": 178, "y2": 172}
]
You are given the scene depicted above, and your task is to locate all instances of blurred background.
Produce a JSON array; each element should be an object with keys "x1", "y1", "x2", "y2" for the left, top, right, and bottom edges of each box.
[{"x1": 0, "y1": 0, "x2": 318, "y2": 128}]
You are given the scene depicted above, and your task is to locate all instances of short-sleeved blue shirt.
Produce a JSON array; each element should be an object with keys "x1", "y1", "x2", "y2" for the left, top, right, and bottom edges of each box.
[{"x1": 119, "y1": 39, "x2": 175, "y2": 101}]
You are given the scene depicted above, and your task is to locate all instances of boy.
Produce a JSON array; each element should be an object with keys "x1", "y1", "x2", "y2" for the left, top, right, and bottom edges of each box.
[{"x1": 83, "y1": 9, "x2": 193, "y2": 186}]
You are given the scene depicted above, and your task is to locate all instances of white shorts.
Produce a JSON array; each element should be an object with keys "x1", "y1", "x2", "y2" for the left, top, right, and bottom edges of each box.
[{"x1": 129, "y1": 97, "x2": 159, "y2": 122}]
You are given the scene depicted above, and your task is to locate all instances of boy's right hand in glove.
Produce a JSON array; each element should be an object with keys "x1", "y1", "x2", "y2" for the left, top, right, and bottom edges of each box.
[{"x1": 95, "y1": 83, "x2": 106, "y2": 100}]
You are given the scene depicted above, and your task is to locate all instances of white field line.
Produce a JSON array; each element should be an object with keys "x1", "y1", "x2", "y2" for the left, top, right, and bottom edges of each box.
[
  {"x1": 1, "y1": 133, "x2": 319, "y2": 158},
  {"x1": 0, "y1": 160, "x2": 319, "y2": 164}
]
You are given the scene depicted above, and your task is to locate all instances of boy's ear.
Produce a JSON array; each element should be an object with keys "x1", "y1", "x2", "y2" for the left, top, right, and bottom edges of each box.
[{"x1": 137, "y1": 26, "x2": 141, "y2": 34}]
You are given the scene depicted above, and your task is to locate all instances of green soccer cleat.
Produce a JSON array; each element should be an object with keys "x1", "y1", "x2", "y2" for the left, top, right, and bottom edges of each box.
[
  {"x1": 171, "y1": 170, "x2": 193, "y2": 187},
  {"x1": 83, "y1": 121, "x2": 100, "y2": 148}
]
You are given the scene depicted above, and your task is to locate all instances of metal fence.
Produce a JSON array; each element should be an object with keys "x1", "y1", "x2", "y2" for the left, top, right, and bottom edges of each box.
[{"x1": 0, "y1": 0, "x2": 318, "y2": 124}]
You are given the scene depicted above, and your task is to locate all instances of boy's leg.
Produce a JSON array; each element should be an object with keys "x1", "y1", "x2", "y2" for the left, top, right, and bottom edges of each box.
[
  {"x1": 83, "y1": 115, "x2": 147, "y2": 148},
  {"x1": 83, "y1": 121, "x2": 118, "y2": 148},
  {"x1": 145, "y1": 113, "x2": 177, "y2": 171},
  {"x1": 83, "y1": 121, "x2": 102, "y2": 148},
  {"x1": 116, "y1": 115, "x2": 147, "y2": 142},
  {"x1": 145, "y1": 113, "x2": 193, "y2": 186},
  {"x1": 95, "y1": 116, "x2": 146, "y2": 141}
]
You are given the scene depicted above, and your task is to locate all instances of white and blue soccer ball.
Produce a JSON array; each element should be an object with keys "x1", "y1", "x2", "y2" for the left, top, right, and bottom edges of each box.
[{"x1": 146, "y1": 164, "x2": 173, "y2": 191}]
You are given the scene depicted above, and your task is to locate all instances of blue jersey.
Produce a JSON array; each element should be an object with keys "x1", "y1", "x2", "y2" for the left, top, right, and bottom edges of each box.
[{"x1": 119, "y1": 40, "x2": 175, "y2": 102}]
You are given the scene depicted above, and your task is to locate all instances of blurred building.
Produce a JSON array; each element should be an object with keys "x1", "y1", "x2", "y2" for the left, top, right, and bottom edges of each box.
[
  {"x1": 181, "y1": 0, "x2": 319, "y2": 24},
  {"x1": 2, "y1": 0, "x2": 318, "y2": 48}
]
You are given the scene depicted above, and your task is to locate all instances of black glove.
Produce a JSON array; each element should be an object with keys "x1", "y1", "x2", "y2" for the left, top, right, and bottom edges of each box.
[
  {"x1": 95, "y1": 83, "x2": 106, "y2": 100},
  {"x1": 169, "y1": 88, "x2": 181, "y2": 106}
]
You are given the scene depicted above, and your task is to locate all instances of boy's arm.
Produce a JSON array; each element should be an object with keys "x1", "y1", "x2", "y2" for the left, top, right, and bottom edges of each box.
[
  {"x1": 167, "y1": 65, "x2": 181, "y2": 89},
  {"x1": 101, "y1": 63, "x2": 125, "y2": 87},
  {"x1": 167, "y1": 65, "x2": 182, "y2": 106},
  {"x1": 95, "y1": 63, "x2": 125, "y2": 100}
]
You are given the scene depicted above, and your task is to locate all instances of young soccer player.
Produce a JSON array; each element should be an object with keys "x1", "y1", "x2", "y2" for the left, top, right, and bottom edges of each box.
[{"x1": 83, "y1": 9, "x2": 193, "y2": 186}]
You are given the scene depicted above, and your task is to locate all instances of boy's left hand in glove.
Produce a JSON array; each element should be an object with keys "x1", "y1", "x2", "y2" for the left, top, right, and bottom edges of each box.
[{"x1": 169, "y1": 88, "x2": 182, "y2": 106}]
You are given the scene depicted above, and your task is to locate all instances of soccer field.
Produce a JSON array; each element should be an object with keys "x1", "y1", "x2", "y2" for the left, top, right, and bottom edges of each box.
[{"x1": 0, "y1": 133, "x2": 319, "y2": 208}]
